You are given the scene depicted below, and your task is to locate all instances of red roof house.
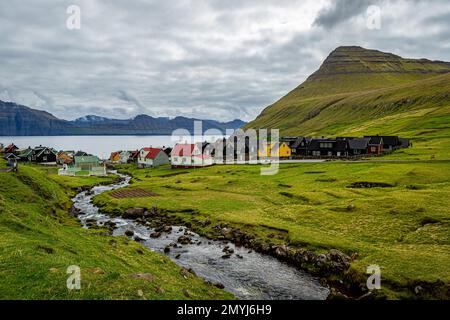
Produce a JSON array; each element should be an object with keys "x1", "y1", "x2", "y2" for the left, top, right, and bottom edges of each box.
[
  {"x1": 5, "y1": 143, "x2": 19, "y2": 154},
  {"x1": 171, "y1": 143, "x2": 213, "y2": 168},
  {"x1": 137, "y1": 147, "x2": 169, "y2": 168}
]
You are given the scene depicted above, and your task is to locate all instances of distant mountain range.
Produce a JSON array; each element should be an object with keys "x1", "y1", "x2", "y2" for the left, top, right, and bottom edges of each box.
[{"x1": 0, "y1": 101, "x2": 246, "y2": 136}]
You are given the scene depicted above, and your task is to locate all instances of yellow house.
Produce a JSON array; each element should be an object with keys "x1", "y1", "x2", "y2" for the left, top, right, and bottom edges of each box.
[
  {"x1": 258, "y1": 142, "x2": 292, "y2": 158},
  {"x1": 109, "y1": 151, "x2": 121, "y2": 163}
]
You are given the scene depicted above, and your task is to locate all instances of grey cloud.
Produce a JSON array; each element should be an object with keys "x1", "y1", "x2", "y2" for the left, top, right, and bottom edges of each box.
[
  {"x1": 117, "y1": 90, "x2": 144, "y2": 111},
  {"x1": 33, "y1": 91, "x2": 55, "y2": 108},
  {"x1": 313, "y1": 0, "x2": 380, "y2": 29},
  {"x1": 0, "y1": 0, "x2": 449, "y2": 122}
]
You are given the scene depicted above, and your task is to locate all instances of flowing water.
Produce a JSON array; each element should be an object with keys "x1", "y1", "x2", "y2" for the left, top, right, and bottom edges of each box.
[{"x1": 72, "y1": 172, "x2": 329, "y2": 300}]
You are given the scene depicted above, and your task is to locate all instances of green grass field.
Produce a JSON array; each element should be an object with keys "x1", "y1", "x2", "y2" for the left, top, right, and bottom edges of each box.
[
  {"x1": 93, "y1": 161, "x2": 450, "y2": 298},
  {"x1": 0, "y1": 159, "x2": 232, "y2": 300}
]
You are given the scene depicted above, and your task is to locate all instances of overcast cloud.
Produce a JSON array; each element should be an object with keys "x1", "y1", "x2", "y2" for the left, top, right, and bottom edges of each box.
[{"x1": 0, "y1": 0, "x2": 449, "y2": 121}]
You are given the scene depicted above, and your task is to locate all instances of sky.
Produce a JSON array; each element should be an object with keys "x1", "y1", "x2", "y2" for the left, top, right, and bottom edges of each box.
[{"x1": 0, "y1": 0, "x2": 449, "y2": 122}]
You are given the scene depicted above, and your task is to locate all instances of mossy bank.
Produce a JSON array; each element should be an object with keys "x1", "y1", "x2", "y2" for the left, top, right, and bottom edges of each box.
[
  {"x1": 92, "y1": 162, "x2": 450, "y2": 299},
  {"x1": 0, "y1": 160, "x2": 233, "y2": 299}
]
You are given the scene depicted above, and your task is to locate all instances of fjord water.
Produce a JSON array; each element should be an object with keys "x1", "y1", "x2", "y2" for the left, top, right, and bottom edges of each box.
[
  {"x1": 74, "y1": 172, "x2": 330, "y2": 300},
  {"x1": 0, "y1": 135, "x2": 225, "y2": 159}
]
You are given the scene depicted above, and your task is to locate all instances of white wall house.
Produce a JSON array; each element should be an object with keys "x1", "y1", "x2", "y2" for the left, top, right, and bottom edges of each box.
[
  {"x1": 171, "y1": 143, "x2": 213, "y2": 168},
  {"x1": 119, "y1": 151, "x2": 131, "y2": 164},
  {"x1": 137, "y1": 148, "x2": 169, "y2": 168}
]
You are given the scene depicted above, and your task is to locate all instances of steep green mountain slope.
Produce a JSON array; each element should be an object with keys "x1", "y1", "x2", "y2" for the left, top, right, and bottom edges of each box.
[{"x1": 245, "y1": 46, "x2": 450, "y2": 157}]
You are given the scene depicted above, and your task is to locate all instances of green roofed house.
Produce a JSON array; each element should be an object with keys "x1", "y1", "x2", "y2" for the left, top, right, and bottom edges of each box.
[{"x1": 58, "y1": 155, "x2": 106, "y2": 176}]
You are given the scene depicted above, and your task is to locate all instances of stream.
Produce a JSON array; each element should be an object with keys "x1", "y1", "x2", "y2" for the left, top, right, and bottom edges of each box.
[{"x1": 72, "y1": 171, "x2": 330, "y2": 300}]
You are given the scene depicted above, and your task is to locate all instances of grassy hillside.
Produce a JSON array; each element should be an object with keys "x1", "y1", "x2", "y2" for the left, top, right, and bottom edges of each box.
[
  {"x1": 0, "y1": 159, "x2": 232, "y2": 299},
  {"x1": 245, "y1": 47, "x2": 450, "y2": 158},
  {"x1": 94, "y1": 163, "x2": 450, "y2": 299}
]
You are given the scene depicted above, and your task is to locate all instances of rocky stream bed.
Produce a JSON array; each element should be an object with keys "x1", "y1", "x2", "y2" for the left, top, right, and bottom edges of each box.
[{"x1": 71, "y1": 171, "x2": 331, "y2": 300}]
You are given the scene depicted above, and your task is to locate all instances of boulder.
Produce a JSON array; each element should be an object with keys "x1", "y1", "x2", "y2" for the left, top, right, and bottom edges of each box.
[
  {"x1": 274, "y1": 245, "x2": 289, "y2": 259},
  {"x1": 124, "y1": 230, "x2": 134, "y2": 237},
  {"x1": 177, "y1": 235, "x2": 192, "y2": 245},
  {"x1": 123, "y1": 207, "x2": 145, "y2": 219},
  {"x1": 214, "y1": 282, "x2": 225, "y2": 289},
  {"x1": 68, "y1": 206, "x2": 80, "y2": 217},
  {"x1": 326, "y1": 249, "x2": 351, "y2": 272},
  {"x1": 150, "y1": 231, "x2": 162, "y2": 238}
]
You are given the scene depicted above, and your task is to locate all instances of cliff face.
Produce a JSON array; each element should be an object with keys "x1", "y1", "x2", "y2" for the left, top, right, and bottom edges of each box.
[
  {"x1": 309, "y1": 46, "x2": 450, "y2": 78},
  {"x1": 0, "y1": 101, "x2": 246, "y2": 136},
  {"x1": 0, "y1": 101, "x2": 75, "y2": 135}
]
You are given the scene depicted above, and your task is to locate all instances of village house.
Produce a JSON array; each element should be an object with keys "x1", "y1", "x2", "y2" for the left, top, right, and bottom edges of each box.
[
  {"x1": 258, "y1": 141, "x2": 292, "y2": 158},
  {"x1": 119, "y1": 150, "x2": 133, "y2": 164},
  {"x1": 33, "y1": 146, "x2": 57, "y2": 164},
  {"x1": 171, "y1": 143, "x2": 213, "y2": 168},
  {"x1": 57, "y1": 151, "x2": 74, "y2": 165},
  {"x1": 15, "y1": 146, "x2": 58, "y2": 164},
  {"x1": 58, "y1": 155, "x2": 106, "y2": 176},
  {"x1": 224, "y1": 139, "x2": 238, "y2": 162},
  {"x1": 74, "y1": 151, "x2": 89, "y2": 157},
  {"x1": 307, "y1": 138, "x2": 348, "y2": 157},
  {"x1": 237, "y1": 137, "x2": 258, "y2": 163},
  {"x1": 17, "y1": 147, "x2": 34, "y2": 162},
  {"x1": 273, "y1": 142, "x2": 292, "y2": 158},
  {"x1": 163, "y1": 147, "x2": 172, "y2": 160},
  {"x1": 289, "y1": 137, "x2": 311, "y2": 156},
  {"x1": 137, "y1": 147, "x2": 170, "y2": 168},
  {"x1": 109, "y1": 151, "x2": 121, "y2": 163},
  {"x1": 4, "y1": 152, "x2": 20, "y2": 162},
  {"x1": 4, "y1": 143, "x2": 19, "y2": 154},
  {"x1": 224, "y1": 136, "x2": 255, "y2": 163},
  {"x1": 347, "y1": 138, "x2": 371, "y2": 156},
  {"x1": 365, "y1": 135, "x2": 401, "y2": 151},
  {"x1": 209, "y1": 138, "x2": 227, "y2": 164},
  {"x1": 129, "y1": 150, "x2": 140, "y2": 163},
  {"x1": 280, "y1": 137, "x2": 300, "y2": 148},
  {"x1": 367, "y1": 136, "x2": 384, "y2": 155}
]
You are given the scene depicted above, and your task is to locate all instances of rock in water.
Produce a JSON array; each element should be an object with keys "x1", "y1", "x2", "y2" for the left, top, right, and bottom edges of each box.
[{"x1": 123, "y1": 207, "x2": 145, "y2": 219}]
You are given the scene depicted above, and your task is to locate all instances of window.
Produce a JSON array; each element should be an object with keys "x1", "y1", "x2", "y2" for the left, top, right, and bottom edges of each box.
[{"x1": 320, "y1": 142, "x2": 333, "y2": 148}]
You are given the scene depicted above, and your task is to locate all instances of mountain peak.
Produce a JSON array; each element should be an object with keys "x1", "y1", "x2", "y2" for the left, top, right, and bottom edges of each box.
[
  {"x1": 245, "y1": 46, "x2": 450, "y2": 134},
  {"x1": 74, "y1": 115, "x2": 110, "y2": 122},
  {"x1": 311, "y1": 46, "x2": 450, "y2": 79}
]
